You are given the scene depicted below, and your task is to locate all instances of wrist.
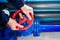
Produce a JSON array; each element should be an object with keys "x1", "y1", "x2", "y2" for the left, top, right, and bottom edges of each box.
[
  {"x1": 21, "y1": 4, "x2": 26, "y2": 10},
  {"x1": 7, "y1": 18, "x2": 12, "y2": 25}
]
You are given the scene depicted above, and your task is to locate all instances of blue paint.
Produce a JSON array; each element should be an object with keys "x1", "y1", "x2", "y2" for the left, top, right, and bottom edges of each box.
[{"x1": 0, "y1": 0, "x2": 60, "y2": 40}]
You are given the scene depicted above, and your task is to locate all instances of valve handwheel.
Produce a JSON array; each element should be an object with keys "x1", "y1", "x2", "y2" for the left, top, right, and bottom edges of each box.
[{"x1": 12, "y1": 10, "x2": 34, "y2": 30}]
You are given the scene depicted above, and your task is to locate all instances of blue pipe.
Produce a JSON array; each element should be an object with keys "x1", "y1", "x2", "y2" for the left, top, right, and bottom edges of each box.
[
  {"x1": 40, "y1": 25, "x2": 60, "y2": 32},
  {"x1": 34, "y1": 19, "x2": 60, "y2": 32},
  {"x1": 33, "y1": 20, "x2": 60, "y2": 36}
]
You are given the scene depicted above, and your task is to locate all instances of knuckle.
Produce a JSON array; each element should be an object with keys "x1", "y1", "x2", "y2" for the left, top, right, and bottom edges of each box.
[
  {"x1": 29, "y1": 7, "x2": 33, "y2": 10},
  {"x1": 30, "y1": 7, "x2": 33, "y2": 10}
]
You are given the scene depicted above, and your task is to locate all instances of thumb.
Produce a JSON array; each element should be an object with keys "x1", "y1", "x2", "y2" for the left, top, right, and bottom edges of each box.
[
  {"x1": 17, "y1": 23, "x2": 24, "y2": 28},
  {"x1": 26, "y1": 13, "x2": 32, "y2": 20},
  {"x1": 19, "y1": 13, "x2": 23, "y2": 19}
]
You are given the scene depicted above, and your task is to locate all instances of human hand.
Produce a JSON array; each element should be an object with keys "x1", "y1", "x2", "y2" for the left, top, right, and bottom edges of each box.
[
  {"x1": 7, "y1": 18, "x2": 24, "y2": 30},
  {"x1": 20, "y1": 4, "x2": 33, "y2": 20}
]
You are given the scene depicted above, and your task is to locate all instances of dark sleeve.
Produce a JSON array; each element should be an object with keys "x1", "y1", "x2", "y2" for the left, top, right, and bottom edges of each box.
[
  {"x1": 7, "y1": 0, "x2": 24, "y2": 9},
  {"x1": 0, "y1": 12, "x2": 6, "y2": 31},
  {"x1": 2, "y1": 10, "x2": 9, "y2": 24}
]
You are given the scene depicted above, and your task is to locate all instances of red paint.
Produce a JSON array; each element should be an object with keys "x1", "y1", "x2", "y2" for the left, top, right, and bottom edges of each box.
[{"x1": 12, "y1": 9, "x2": 34, "y2": 30}]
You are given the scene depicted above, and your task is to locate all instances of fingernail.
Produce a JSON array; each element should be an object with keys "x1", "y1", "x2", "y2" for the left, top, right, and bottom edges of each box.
[{"x1": 29, "y1": 17, "x2": 31, "y2": 20}]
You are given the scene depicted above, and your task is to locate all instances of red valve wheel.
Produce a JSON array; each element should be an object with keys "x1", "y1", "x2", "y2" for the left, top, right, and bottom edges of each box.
[{"x1": 12, "y1": 10, "x2": 34, "y2": 30}]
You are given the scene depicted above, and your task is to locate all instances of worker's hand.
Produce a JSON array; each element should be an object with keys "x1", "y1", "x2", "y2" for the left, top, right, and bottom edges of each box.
[
  {"x1": 7, "y1": 5, "x2": 33, "y2": 30},
  {"x1": 7, "y1": 18, "x2": 24, "y2": 30},
  {"x1": 20, "y1": 4, "x2": 33, "y2": 20}
]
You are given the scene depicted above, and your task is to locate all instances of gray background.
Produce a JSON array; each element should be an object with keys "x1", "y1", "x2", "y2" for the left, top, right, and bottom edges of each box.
[{"x1": 17, "y1": 32, "x2": 60, "y2": 40}]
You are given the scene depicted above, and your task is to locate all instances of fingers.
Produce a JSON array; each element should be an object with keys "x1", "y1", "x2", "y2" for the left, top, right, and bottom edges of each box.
[
  {"x1": 17, "y1": 23, "x2": 24, "y2": 28},
  {"x1": 19, "y1": 13, "x2": 23, "y2": 19},
  {"x1": 26, "y1": 13, "x2": 32, "y2": 20},
  {"x1": 11, "y1": 23, "x2": 24, "y2": 30},
  {"x1": 26, "y1": 10, "x2": 33, "y2": 20},
  {"x1": 26, "y1": 7, "x2": 33, "y2": 20},
  {"x1": 8, "y1": 18, "x2": 24, "y2": 30},
  {"x1": 14, "y1": 24, "x2": 24, "y2": 30},
  {"x1": 19, "y1": 11, "x2": 33, "y2": 20},
  {"x1": 21, "y1": 5, "x2": 34, "y2": 20},
  {"x1": 30, "y1": 8, "x2": 34, "y2": 15}
]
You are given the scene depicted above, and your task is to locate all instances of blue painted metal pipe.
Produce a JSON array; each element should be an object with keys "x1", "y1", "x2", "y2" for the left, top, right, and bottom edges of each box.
[
  {"x1": 34, "y1": 19, "x2": 60, "y2": 32},
  {"x1": 39, "y1": 24, "x2": 60, "y2": 32},
  {"x1": 33, "y1": 20, "x2": 60, "y2": 36}
]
